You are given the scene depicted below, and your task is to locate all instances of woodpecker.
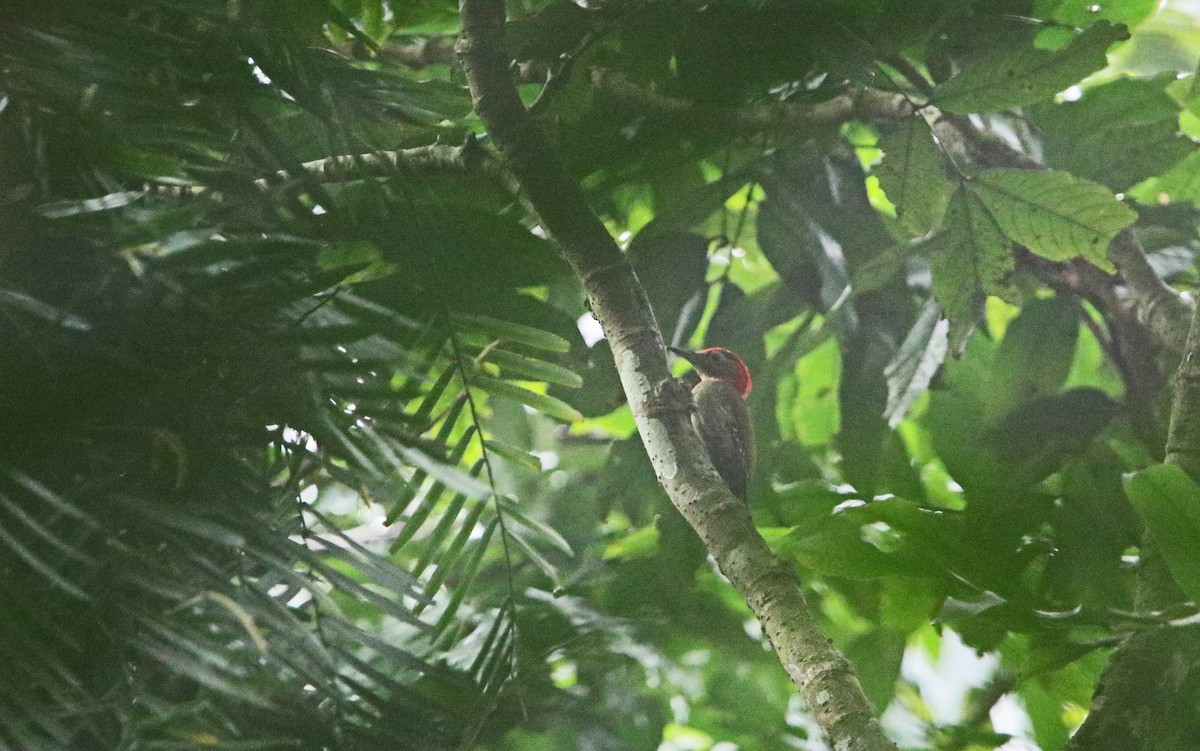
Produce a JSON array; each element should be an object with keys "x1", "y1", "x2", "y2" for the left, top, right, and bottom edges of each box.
[{"x1": 669, "y1": 346, "x2": 755, "y2": 502}]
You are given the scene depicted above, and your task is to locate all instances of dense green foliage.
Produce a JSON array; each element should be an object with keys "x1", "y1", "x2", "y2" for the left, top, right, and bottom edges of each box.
[{"x1": 3, "y1": 0, "x2": 1200, "y2": 749}]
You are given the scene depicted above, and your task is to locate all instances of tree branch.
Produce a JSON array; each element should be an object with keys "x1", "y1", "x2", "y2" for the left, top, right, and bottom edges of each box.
[
  {"x1": 586, "y1": 70, "x2": 1192, "y2": 354},
  {"x1": 1166, "y1": 300, "x2": 1200, "y2": 479},
  {"x1": 456, "y1": 3, "x2": 897, "y2": 749},
  {"x1": 589, "y1": 68, "x2": 914, "y2": 136},
  {"x1": 927, "y1": 114, "x2": 1193, "y2": 353},
  {"x1": 1110, "y1": 231, "x2": 1192, "y2": 354},
  {"x1": 256, "y1": 142, "x2": 500, "y2": 187},
  {"x1": 168, "y1": 143, "x2": 503, "y2": 198}
]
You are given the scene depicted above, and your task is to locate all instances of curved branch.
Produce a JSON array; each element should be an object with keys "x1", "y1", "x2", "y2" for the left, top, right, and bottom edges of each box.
[
  {"x1": 589, "y1": 68, "x2": 914, "y2": 136},
  {"x1": 1110, "y1": 231, "x2": 1192, "y2": 354},
  {"x1": 456, "y1": 2, "x2": 897, "y2": 750}
]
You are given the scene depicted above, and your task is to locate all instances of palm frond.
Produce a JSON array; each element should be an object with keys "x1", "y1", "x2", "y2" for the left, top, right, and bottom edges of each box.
[{"x1": 0, "y1": 2, "x2": 592, "y2": 745}]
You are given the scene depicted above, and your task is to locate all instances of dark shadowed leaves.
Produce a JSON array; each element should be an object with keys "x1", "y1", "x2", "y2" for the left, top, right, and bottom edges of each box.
[
  {"x1": 876, "y1": 117, "x2": 954, "y2": 237},
  {"x1": 1125, "y1": 464, "x2": 1200, "y2": 604},
  {"x1": 934, "y1": 21, "x2": 1129, "y2": 113}
]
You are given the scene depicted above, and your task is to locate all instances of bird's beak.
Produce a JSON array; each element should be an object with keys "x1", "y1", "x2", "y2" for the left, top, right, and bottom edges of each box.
[{"x1": 668, "y1": 346, "x2": 702, "y2": 367}]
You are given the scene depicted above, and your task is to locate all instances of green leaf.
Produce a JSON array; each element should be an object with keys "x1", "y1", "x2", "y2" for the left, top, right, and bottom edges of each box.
[
  {"x1": 0, "y1": 505, "x2": 89, "y2": 600},
  {"x1": 453, "y1": 314, "x2": 572, "y2": 352},
  {"x1": 933, "y1": 21, "x2": 1129, "y2": 113},
  {"x1": 1124, "y1": 464, "x2": 1200, "y2": 604},
  {"x1": 628, "y1": 230, "x2": 710, "y2": 343},
  {"x1": 885, "y1": 298, "x2": 948, "y2": 428},
  {"x1": 1042, "y1": 0, "x2": 1157, "y2": 28},
  {"x1": 1129, "y1": 150, "x2": 1200, "y2": 206},
  {"x1": 484, "y1": 439, "x2": 543, "y2": 472},
  {"x1": 115, "y1": 497, "x2": 247, "y2": 548},
  {"x1": 393, "y1": 442, "x2": 494, "y2": 499},
  {"x1": 985, "y1": 388, "x2": 1119, "y2": 491},
  {"x1": 496, "y1": 496, "x2": 574, "y2": 557},
  {"x1": 929, "y1": 190, "x2": 1014, "y2": 351},
  {"x1": 473, "y1": 376, "x2": 584, "y2": 423},
  {"x1": 875, "y1": 118, "x2": 953, "y2": 236},
  {"x1": 481, "y1": 348, "x2": 583, "y2": 388},
  {"x1": 788, "y1": 338, "x2": 841, "y2": 446},
  {"x1": 506, "y1": 523, "x2": 565, "y2": 587},
  {"x1": 989, "y1": 296, "x2": 1080, "y2": 416},
  {"x1": 602, "y1": 524, "x2": 660, "y2": 560},
  {"x1": 1030, "y1": 75, "x2": 1194, "y2": 191},
  {"x1": 37, "y1": 190, "x2": 144, "y2": 217},
  {"x1": 852, "y1": 240, "x2": 926, "y2": 294},
  {"x1": 938, "y1": 591, "x2": 1007, "y2": 622},
  {"x1": 0, "y1": 288, "x2": 93, "y2": 332},
  {"x1": 1022, "y1": 681, "x2": 1071, "y2": 751},
  {"x1": 844, "y1": 630, "x2": 906, "y2": 714},
  {"x1": 969, "y1": 169, "x2": 1137, "y2": 266},
  {"x1": 786, "y1": 526, "x2": 900, "y2": 579},
  {"x1": 879, "y1": 576, "x2": 945, "y2": 633},
  {"x1": 317, "y1": 240, "x2": 382, "y2": 270},
  {"x1": 839, "y1": 324, "x2": 894, "y2": 497},
  {"x1": 1168, "y1": 65, "x2": 1200, "y2": 119}
]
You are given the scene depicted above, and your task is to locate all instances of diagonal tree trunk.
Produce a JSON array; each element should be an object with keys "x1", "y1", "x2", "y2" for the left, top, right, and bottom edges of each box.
[{"x1": 455, "y1": 2, "x2": 898, "y2": 749}]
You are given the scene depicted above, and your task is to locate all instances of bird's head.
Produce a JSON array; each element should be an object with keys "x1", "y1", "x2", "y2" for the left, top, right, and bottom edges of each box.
[{"x1": 669, "y1": 346, "x2": 752, "y2": 397}]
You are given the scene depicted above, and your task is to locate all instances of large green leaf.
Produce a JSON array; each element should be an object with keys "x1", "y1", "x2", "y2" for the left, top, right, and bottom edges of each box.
[
  {"x1": 989, "y1": 295, "x2": 1080, "y2": 416},
  {"x1": 1038, "y1": 0, "x2": 1157, "y2": 28},
  {"x1": 929, "y1": 189, "x2": 1014, "y2": 351},
  {"x1": 844, "y1": 629, "x2": 907, "y2": 714},
  {"x1": 627, "y1": 229, "x2": 710, "y2": 344},
  {"x1": 933, "y1": 21, "x2": 1129, "y2": 113},
  {"x1": 788, "y1": 338, "x2": 841, "y2": 446},
  {"x1": 875, "y1": 117, "x2": 953, "y2": 237},
  {"x1": 1125, "y1": 464, "x2": 1200, "y2": 604},
  {"x1": 1030, "y1": 75, "x2": 1194, "y2": 191},
  {"x1": 969, "y1": 169, "x2": 1137, "y2": 266}
]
